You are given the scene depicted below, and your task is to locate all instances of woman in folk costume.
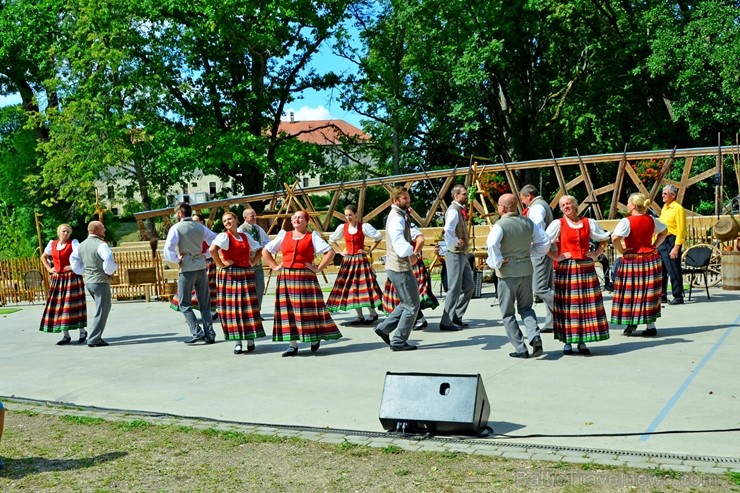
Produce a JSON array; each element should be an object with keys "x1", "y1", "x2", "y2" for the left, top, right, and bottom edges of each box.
[
  {"x1": 39, "y1": 224, "x2": 88, "y2": 345},
  {"x1": 209, "y1": 211, "x2": 265, "y2": 355},
  {"x1": 262, "y1": 210, "x2": 342, "y2": 357},
  {"x1": 545, "y1": 196, "x2": 611, "y2": 355},
  {"x1": 611, "y1": 193, "x2": 668, "y2": 337},
  {"x1": 382, "y1": 224, "x2": 439, "y2": 329},
  {"x1": 326, "y1": 205, "x2": 383, "y2": 325},
  {"x1": 169, "y1": 214, "x2": 218, "y2": 319}
]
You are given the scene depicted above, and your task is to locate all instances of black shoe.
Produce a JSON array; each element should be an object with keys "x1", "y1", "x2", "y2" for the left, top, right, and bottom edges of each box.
[
  {"x1": 530, "y1": 336, "x2": 543, "y2": 357},
  {"x1": 623, "y1": 325, "x2": 637, "y2": 336},
  {"x1": 452, "y1": 318, "x2": 469, "y2": 327},
  {"x1": 282, "y1": 346, "x2": 298, "y2": 357},
  {"x1": 374, "y1": 328, "x2": 391, "y2": 346},
  {"x1": 577, "y1": 344, "x2": 591, "y2": 355},
  {"x1": 364, "y1": 315, "x2": 379, "y2": 325},
  {"x1": 56, "y1": 336, "x2": 71, "y2": 346},
  {"x1": 661, "y1": 296, "x2": 668, "y2": 303},
  {"x1": 563, "y1": 345, "x2": 574, "y2": 355},
  {"x1": 509, "y1": 351, "x2": 529, "y2": 359},
  {"x1": 604, "y1": 283, "x2": 614, "y2": 292},
  {"x1": 640, "y1": 328, "x2": 658, "y2": 337},
  {"x1": 78, "y1": 330, "x2": 88, "y2": 344},
  {"x1": 234, "y1": 344, "x2": 243, "y2": 355},
  {"x1": 246, "y1": 343, "x2": 256, "y2": 352},
  {"x1": 668, "y1": 298, "x2": 684, "y2": 305},
  {"x1": 439, "y1": 324, "x2": 462, "y2": 332},
  {"x1": 347, "y1": 318, "x2": 366, "y2": 326},
  {"x1": 311, "y1": 341, "x2": 321, "y2": 352},
  {"x1": 413, "y1": 319, "x2": 428, "y2": 330},
  {"x1": 390, "y1": 343, "x2": 417, "y2": 351},
  {"x1": 184, "y1": 336, "x2": 205, "y2": 344},
  {"x1": 88, "y1": 340, "x2": 109, "y2": 347},
  {"x1": 540, "y1": 327, "x2": 554, "y2": 334}
]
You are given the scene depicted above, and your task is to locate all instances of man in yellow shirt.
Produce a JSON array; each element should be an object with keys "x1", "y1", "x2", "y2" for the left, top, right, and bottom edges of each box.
[{"x1": 658, "y1": 185, "x2": 686, "y2": 304}]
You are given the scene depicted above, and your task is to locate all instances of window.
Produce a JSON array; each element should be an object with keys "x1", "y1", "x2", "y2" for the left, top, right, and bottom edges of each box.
[
  {"x1": 107, "y1": 186, "x2": 114, "y2": 200},
  {"x1": 209, "y1": 181, "x2": 217, "y2": 195},
  {"x1": 303, "y1": 177, "x2": 310, "y2": 187},
  {"x1": 111, "y1": 207, "x2": 119, "y2": 216},
  {"x1": 182, "y1": 184, "x2": 189, "y2": 194}
]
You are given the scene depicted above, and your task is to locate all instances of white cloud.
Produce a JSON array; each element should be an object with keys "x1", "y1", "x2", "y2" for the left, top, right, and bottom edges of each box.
[
  {"x1": 282, "y1": 105, "x2": 333, "y2": 121},
  {"x1": 0, "y1": 93, "x2": 22, "y2": 107}
]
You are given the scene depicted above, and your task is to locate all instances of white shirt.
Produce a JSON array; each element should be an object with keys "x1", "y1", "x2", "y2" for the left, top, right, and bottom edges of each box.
[
  {"x1": 69, "y1": 235, "x2": 118, "y2": 276},
  {"x1": 265, "y1": 230, "x2": 332, "y2": 255},
  {"x1": 237, "y1": 223, "x2": 271, "y2": 246},
  {"x1": 329, "y1": 222, "x2": 382, "y2": 243},
  {"x1": 546, "y1": 218, "x2": 611, "y2": 244},
  {"x1": 443, "y1": 203, "x2": 464, "y2": 249},
  {"x1": 163, "y1": 220, "x2": 217, "y2": 263},
  {"x1": 44, "y1": 239, "x2": 80, "y2": 256},
  {"x1": 611, "y1": 216, "x2": 667, "y2": 239},
  {"x1": 386, "y1": 206, "x2": 415, "y2": 259},
  {"x1": 486, "y1": 220, "x2": 551, "y2": 270},
  {"x1": 526, "y1": 198, "x2": 548, "y2": 230},
  {"x1": 212, "y1": 231, "x2": 261, "y2": 251}
]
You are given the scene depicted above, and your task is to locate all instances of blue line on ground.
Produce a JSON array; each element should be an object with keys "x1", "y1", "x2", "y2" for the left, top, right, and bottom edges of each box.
[{"x1": 640, "y1": 316, "x2": 739, "y2": 441}]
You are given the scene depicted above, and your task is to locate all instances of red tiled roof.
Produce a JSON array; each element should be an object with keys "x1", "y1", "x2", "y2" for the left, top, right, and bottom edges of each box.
[{"x1": 277, "y1": 120, "x2": 369, "y2": 145}]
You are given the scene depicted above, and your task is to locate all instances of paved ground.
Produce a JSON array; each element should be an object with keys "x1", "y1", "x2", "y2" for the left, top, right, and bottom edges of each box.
[{"x1": 1, "y1": 275, "x2": 739, "y2": 474}]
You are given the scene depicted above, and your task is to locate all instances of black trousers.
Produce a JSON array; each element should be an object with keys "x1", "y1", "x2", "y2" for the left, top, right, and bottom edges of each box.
[{"x1": 658, "y1": 235, "x2": 684, "y2": 300}]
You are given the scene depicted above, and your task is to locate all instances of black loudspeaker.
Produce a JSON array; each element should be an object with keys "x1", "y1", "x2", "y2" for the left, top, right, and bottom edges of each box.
[{"x1": 379, "y1": 372, "x2": 490, "y2": 435}]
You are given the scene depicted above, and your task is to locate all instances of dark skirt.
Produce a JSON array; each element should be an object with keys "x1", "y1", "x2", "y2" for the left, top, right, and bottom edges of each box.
[
  {"x1": 553, "y1": 259, "x2": 610, "y2": 344},
  {"x1": 39, "y1": 271, "x2": 87, "y2": 333},
  {"x1": 326, "y1": 253, "x2": 383, "y2": 312},
  {"x1": 382, "y1": 260, "x2": 439, "y2": 314},
  {"x1": 216, "y1": 265, "x2": 265, "y2": 341},
  {"x1": 169, "y1": 259, "x2": 217, "y2": 312},
  {"x1": 610, "y1": 251, "x2": 662, "y2": 325},
  {"x1": 273, "y1": 267, "x2": 342, "y2": 343}
]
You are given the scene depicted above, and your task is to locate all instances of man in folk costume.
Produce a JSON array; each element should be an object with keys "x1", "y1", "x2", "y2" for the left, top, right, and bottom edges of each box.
[
  {"x1": 520, "y1": 184, "x2": 555, "y2": 333},
  {"x1": 70, "y1": 221, "x2": 119, "y2": 347},
  {"x1": 439, "y1": 184, "x2": 475, "y2": 331},
  {"x1": 238, "y1": 208, "x2": 271, "y2": 311},
  {"x1": 373, "y1": 187, "x2": 420, "y2": 351},
  {"x1": 164, "y1": 202, "x2": 217, "y2": 344},
  {"x1": 486, "y1": 194, "x2": 551, "y2": 358}
]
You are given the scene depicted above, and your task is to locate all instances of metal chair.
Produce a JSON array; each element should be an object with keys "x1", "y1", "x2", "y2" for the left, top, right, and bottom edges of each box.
[{"x1": 682, "y1": 246, "x2": 712, "y2": 301}]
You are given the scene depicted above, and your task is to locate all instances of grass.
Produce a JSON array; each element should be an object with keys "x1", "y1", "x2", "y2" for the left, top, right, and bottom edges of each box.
[
  {"x1": 0, "y1": 308, "x2": 21, "y2": 315},
  {"x1": 0, "y1": 410, "x2": 735, "y2": 492}
]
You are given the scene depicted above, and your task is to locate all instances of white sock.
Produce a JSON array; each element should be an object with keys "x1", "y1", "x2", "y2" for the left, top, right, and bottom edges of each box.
[
  {"x1": 355, "y1": 308, "x2": 363, "y2": 318},
  {"x1": 368, "y1": 307, "x2": 377, "y2": 316}
]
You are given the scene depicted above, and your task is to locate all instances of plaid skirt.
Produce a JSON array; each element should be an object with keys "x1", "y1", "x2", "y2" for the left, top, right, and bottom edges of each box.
[
  {"x1": 39, "y1": 271, "x2": 87, "y2": 333},
  {"x1": 273, "y1": 267, "x2": 342, "y2": 343},
  {"x1": 169, "y1": 260, "x2": 217, "y2": 313},
  {"x1": 610, "y1": 251, "x2": 663, "y2": 325},
  {"x1": 553, "y1": 259, "x2": 609, "y2": 344},
  {"x1": 382, "y1": 261, "x2": 439, "y2": 314},
  {"x1": 216, "y1": 266, "x2": 265, "y2": 341},
  {"x1": 326, "y1": 253, "x2": 383, "y2": 312}
]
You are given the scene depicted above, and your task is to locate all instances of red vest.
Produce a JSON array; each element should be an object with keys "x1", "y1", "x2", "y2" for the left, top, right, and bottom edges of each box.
[
  {"x1": 282, "y1": 233, "x2": 315, "y2": 268},
  {"x1": 625, "y1": 215, "x2": 656, "y2": 253},
  {"x1": 51, "y1": 241, "x2": 73, "y2": 271},
  {"x1": 220, "y1": 231, "x2": 251, "y2": 267},
  {"x1": 557, "y1": 218, "x2": 591, "y2": 260},
  {"x1": 343, "y1": 223, "x2": 366, "y2": 255}
]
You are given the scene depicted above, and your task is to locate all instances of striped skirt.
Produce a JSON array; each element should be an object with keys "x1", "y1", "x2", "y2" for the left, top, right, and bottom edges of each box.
[
  {"x1": 382, "y1": 260, "x2": 439, "y2": 314},
  {"x1": 216, "y1": 266, "x2": 265, "y2": 341},
  {"x1": 326, "y1": 253, "x2": 383, "y2": 312},
  {"x1": 169, "y1": 260, "x2": 218, "y2": 312},
  {"x1": 553, "y1": 259, "x2": 609, "y2": 344},
  {"x1": 39, "y1": 271, "x2": 87, "y2": 333},
  {"x1": 610, "y1": 251, "x2": 663, "y2": 326},
  {"x1": 273, "y1": 267, "x2": 342, "y2": 343}
]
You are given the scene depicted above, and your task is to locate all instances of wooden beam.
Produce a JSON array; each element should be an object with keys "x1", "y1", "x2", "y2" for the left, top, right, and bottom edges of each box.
[{"x1": 609, "y1": 146, "x2": 629, "y2": 220}]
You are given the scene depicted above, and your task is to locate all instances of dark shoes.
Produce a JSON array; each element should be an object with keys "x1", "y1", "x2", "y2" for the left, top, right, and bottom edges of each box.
[
  {"x1": 390, "y1": 343, "x2": 417, "y2": 351},
  {"x1": 88, "y1": 340, "x2": 109, "y2": 347},
  {"x1": 452, "y1": 318, "x2": 469, "y2": 327},
  {"x1": 184, "y1": 336, "x2": 205, "y2": 344},
  {"x1": 310, "y1": 341, "x2": 321, "y2": 352},
  {"x1": 246, "y1": 343, "x2": 256, "y2": 352},
  {"x1": 364, "y1": 315, "x2": 379, "y2": 324},
  {"x1": 530, "y1": 336, "x2": 544, "y2": 357},
  {"x1": 234, "y1": 344, "x2": 242, "y2": 355},
  {"x1": 282, "y1": 346, "x2": 298, "y2": 357},
  {"x1": 439, "y1": 324, "x2": 462, "y2": 332},
  {"x1": 78, "y1": 330, "x2": 88, "y2": 345},
  {"x1": 563, "y1": 345, "x2": 574, "y2": 355},
  {"x1": 661, "y1": 296, "x2": 668, "y2": 303},
  {"x1": 509, "y1": 351, "x2": 529, "y2": 359},
  {"x1": 374, "y1": 328, "x2": 391, "y2": 346},
  {"x1": 347, "y1": 318, "x2": 367, "y2": 326},
  {"x1": 56, "y1": 336, "x2": 71, "y2": 346},
  {"x1": 640, "y1": 328, "x2": 658, "y2": 337},
  {"x1": 540, "y1": 328, "x2": 554, "y2": 334},
  {"x1": 668, "y1": 298, "x2": 684, "y2": 305},
  {"x1": 577, "y1": 343, "x2": 591, "y2": 355},
  {"x1": 413, "y1": 319, "x2": 428, "y2": 330},
  {"x1": 623, "y1": 325, "x2": 637, "y2": 336}
]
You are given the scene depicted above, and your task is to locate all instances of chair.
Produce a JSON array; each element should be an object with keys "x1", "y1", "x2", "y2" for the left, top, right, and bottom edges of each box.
[{"x1": 682, "y1": 246, "x2": 712, "y2": 301}]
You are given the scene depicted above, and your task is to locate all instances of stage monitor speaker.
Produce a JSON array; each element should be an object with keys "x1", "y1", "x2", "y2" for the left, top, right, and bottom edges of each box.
[{"x1": 379, "y1": 372, "x2": 490, "y2": 435}]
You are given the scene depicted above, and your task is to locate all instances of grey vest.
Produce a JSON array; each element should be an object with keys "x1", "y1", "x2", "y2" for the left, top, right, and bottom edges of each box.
[
  {"x1": 77, "y1": 235, "x2": 109, "y2": 284},
  {"x1": 497, "y1": 213, "x2": 535, "y2": 278},
  {"x1": 174, "y1": 219, "x2": 206, "y2": 272},
  {"x1": 384, "y1": 206, "x2": 412, "y2": 272},
  {"x1": 447, "y1": 201, "x2": 469, "y2": 254},
  {"x1": 530, "y1": 196, "x2": 553, "y2": 227}
]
